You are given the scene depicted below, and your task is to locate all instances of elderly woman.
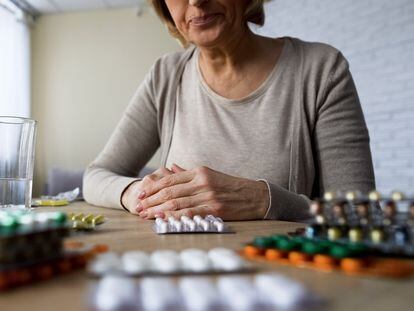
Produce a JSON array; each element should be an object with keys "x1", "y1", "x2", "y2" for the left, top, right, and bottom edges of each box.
[{"x1": 83, "y1": 0, "x2": 375, "y2": 221}]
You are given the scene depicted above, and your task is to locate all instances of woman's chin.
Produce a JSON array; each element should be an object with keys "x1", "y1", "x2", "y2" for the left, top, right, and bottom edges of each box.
[{"x1": 189, "y1": 28, "x2": 227, "y2": 48}]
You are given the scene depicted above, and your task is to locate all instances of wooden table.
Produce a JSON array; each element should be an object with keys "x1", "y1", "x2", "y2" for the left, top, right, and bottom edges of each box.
[{"x1": 1, "y1": 202, "x2": 413, "y2": 311}]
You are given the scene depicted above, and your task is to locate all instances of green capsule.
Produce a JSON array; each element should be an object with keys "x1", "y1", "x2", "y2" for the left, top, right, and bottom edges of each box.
[
  {"x1": 302, "y1": 241, "x2": 327, "y2": 255},
  {"x1": 52, "y1": 212, "x2": 67, "y2": 225},
  {"x1": 253, "y1": 236, "x2": 274, "y2": 248},
  {"x1": 277, "y1": 238, "x2": 299, "y2": 251},
  {"x1": 0, "y1": 216, "x2": 19, "y2": 232},
  {"x1": 330, "y1": 245, "x2": 353, "y2": 259}
]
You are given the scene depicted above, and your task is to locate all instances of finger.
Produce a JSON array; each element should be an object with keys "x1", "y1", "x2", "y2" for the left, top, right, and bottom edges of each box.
[
  {"x1": 141, "y1": 170, "x2": 195, "y2": 198},
  {"x1": 138, "y1": 168, "x2": 173, "y2": 199},
  {"x1": 171, "y1": 163, "x2": 186, "y2": 173},
  {"x1": 140, "y1": 192, "x2": 213, "y2": 218},
  {"x1": 140, "y1": 183, "x2": 197, "y2": 210}
]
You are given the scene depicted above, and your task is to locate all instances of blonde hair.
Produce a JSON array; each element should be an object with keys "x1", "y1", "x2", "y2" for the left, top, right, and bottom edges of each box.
[{"x1": 149, "y1": 0, "x2": 266, "y2": 47}]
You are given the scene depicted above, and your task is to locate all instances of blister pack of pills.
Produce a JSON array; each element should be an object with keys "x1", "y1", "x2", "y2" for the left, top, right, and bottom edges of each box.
[
  {"x1": 90, "y1": 273, "x2": 319, "y2": 311},
  {"x1": 88, "y1": 248, "x2": 251, "y2": 276},
  {"x1": 153, "y1": 215, "x2": 232, "y2": 234}
]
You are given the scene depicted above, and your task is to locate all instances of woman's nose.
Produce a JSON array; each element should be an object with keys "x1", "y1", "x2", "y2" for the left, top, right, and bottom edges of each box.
[{"x1": 189, "y1": 0, "x2": 208, "y2": 6}]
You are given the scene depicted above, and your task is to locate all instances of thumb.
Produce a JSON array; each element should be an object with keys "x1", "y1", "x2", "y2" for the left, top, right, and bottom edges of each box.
[{"x1": 171, "y1": 163, "x2": 186, "y2": 173}]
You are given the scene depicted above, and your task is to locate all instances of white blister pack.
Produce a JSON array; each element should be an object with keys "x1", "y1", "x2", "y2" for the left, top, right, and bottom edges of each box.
[{"x1": 153, "y1": 215, "x2": 233, "y2": 234}]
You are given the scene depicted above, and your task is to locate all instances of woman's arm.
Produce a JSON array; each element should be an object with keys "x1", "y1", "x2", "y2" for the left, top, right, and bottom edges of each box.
[{"x1": 83, "y1": 68, "x2": 160, "y2": 210}]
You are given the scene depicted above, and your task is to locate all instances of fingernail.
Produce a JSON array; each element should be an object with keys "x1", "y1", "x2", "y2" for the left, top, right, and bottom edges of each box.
[
  {"x1": 138, "y1": 191, "x2": 146, "y2": 200},
  {"x1": 139, "y1": 210, "x2": 148, "y2": 218},
  {"x1": 136, "y1": 202, "x2": 143, "y2": 213},
  {"x1": 154, "y1": 212, "x2": 165, "y2": 219}
]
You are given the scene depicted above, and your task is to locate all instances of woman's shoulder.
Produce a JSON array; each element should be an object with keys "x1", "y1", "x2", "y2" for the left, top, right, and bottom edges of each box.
[{"x1": 287, "y1": 37, "x2": 345, "y2": 61}]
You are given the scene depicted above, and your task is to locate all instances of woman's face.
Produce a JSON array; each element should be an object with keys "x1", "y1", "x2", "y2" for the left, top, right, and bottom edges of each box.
[{"x1": 164, "y1": 0, "x2": 248, "y2": 47}]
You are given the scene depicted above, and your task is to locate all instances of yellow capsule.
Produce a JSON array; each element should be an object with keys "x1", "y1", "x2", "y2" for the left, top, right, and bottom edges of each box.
[
  {"x1": 328, "y1": 227, "x2": 341, "y2": 241},
  {"x1": 324, "y1": 192, "x2": 335, "y2": 202},
  {"x1": 349, "y1": 228, "x2": 363, "y2": 242},
  {"x1": 72, "y1": 213, "x2": 84, "y2": 221},
  {"x1": 82, "y1": 214, "x2": 95, "y2": 223},
  {"x1": 391, "y1": 191, "x2": 405, "y2": 202},
  {"x1": 368, "y1": 191, "x2": 381, "y2": 202},
  {"x1": 370, "y1": 229, "x2": 384, "y2": 244},
  {"x1": 92, "y1": 215, "x2": 105, "y2": 226},
  {"x1": 72, "y1": 220, "x2": 89, "y2": 230}
]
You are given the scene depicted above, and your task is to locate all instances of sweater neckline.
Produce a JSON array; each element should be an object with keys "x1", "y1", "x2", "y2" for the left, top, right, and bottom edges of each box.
[{"x1": 195, "y1": 37, "x2": 290, "y2": 106}]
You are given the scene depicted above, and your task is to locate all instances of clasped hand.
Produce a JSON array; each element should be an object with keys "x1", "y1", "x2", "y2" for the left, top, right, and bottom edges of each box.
[{"x1": 121, "y1": 164, "x2": 269, "y2": 220}]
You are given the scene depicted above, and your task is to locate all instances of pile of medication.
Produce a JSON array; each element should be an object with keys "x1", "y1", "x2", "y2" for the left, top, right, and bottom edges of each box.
[
  {"x1": 0, "y1": 210, "x2": 108, "y2": 291},
  {"x1": 68, "y1": 213, "x2": 105, "y2": 231},
  {"x1": 243, "y1": 234, "x2": 414, "y2": 278},
  {"x1": 306, "y1": 190, "x2": 414, "y2": 257},
  {"x1": 91, "y1": 273, "x2": 318, "y2": 311},
  {"x1": 0, "y1": 210, "x2": 69, "y2": 266},
  {"x1": 89, "y1": 248, "x2": 249, "y2": 276},
  {"x1": 153, "y1": 215, "x2": 231, "y2": 234}
]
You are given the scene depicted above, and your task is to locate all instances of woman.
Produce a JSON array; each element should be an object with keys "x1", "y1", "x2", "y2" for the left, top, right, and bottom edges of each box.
[{"x1": 83, "y1": 0, "x2": 375, "y2": 221}]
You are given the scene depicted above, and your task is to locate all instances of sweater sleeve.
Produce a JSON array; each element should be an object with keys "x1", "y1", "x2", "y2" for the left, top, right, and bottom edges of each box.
[
  {"x1": 83, "y1": 67, "x2": 160, "y2": 209},
  {"x1": 263, "y1": 51, "x2": 375, "y2": 221}
]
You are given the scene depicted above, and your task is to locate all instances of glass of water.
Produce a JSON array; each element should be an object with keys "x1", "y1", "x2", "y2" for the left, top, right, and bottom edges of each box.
[{"x1": 0, "y1": 116, "x2": 37, "y2": 209}]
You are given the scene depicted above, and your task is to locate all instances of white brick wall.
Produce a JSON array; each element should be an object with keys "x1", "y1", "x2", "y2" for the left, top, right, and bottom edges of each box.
[{"x1": 257, "y1": 0, "x2": 414, "y2": 195}]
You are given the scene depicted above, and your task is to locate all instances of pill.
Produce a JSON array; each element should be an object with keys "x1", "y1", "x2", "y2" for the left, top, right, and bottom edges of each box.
[
  {"x1": 213, "y1": 220, "x2": 224, "y2": 232},
  {"x1": 217, "y1": 276, "x2": 259, "y2": 310},
  {"x1": 180, "y1": 249, "x2": 211, "y2": 272},
  {"x1": 208, "y1": 248, "x2": 244, "y2": 271},
  {"x1": 141, "y1": 278, "x2": 179, "y2": 311},
  {"x1": 168, "y1": 216, "x2": 176, "y2": 225},
  {"x1": 328, "y1": 227, "x2": 342, "y2": 241},
  {"x1": 265, "y1": 249, "x2": 285, "y2": 261},
  {"x1": 122, "y1": 251, "x2": 150, "y2": 274},
  {"x1": 186, "y1": 219, "x2": 196, "y2": 231},
  {"x1": 200, "y1": 219, "x2": 210, "y2": 231},
  {"x1": 349, "y1": 228, "x2": 363, "y2": 242},
  {"x1": 89, "y1": 253, "x2": 121, "y2": 274},
  {"x1": 255, "y1": 273, "x2": 309, "y2": 310},
  {"x1": 158, "y1": 222, "x2": 168, "y2": 234},
  {"x1": 288, "y1": 251, "x2": 311, "y2": 264},
  {"x1": 181, "y1": 215, "x2": 191, "y2": 223},
  {"x1": 244, "y1": 245, "x2": 264, "y2": 258},
  {"x1": 253, "y1": 236, "x2": 274, "y2": 248},
  {"x1": 82, "y1": 214, "x2": 94, "y2": 223},
  {"x1": 370, "y1": 229, "x2": 384, "y2": 244},
  {"x1": 179, "y1": 277, "x2": 221, "y2": 311},
  {"x1": 205, "y1": 215, "x2": 217, "y2": 222},
  {"x1": 193, "y1": 215, "x2": 203, "y2": 225},
  {"x1": 155, "y1": 218, "x2": 164, "y2": 226},
  {"x1": 150, "y1": 250, "x2": 181, "y2": 273},
  {"x1": 92, "y1": 215, "x2": 105, "y2": 226},
  {"x1": 173, "y1": 220, "x2": 183, "y2": 232},
  {"x1": 95, "y1": 275, "x2": 138, "y2": 311},
  {"x1": 340, "y1": 258, "x2": 366, "y2": 274}
]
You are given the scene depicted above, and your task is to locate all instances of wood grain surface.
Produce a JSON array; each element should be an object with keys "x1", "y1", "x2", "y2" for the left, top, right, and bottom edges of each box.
[{"x1": 1, "y1": 202, "x2": 412, "y2": 311}]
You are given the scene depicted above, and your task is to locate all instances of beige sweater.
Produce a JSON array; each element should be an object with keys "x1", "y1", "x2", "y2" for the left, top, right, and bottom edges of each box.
[{"x1": 83, "y1": 37, "x2": 375, "y2": 221}]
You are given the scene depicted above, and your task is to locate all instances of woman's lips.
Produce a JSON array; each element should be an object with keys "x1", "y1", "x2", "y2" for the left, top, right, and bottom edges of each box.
[{"x1": 190, "y1": 14, "x2": 220, "y2": 26}]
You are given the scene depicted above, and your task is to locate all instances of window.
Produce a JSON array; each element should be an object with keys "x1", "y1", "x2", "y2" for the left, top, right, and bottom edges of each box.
[{"x1": 0, "y1": 0, "x2": 30, "y2": 117}]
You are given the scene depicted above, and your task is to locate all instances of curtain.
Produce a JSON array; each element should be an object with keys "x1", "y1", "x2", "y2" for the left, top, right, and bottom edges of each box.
[{"x1": 0, "y1": 0, "x2": 30, "y2": 118}]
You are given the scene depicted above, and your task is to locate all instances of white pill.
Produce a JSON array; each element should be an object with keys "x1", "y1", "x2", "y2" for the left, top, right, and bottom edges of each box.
[
  {"x1": 208, "y1": 248, "x2": 244, "y2": 271},
  {"x1": 158, "y1": 222, "x2": 168, "y2": 234},
  {"x1": 181, "y1": 215, "x2": 190, "y2": 223},
  {"x1": 155, "y1": 217, "x2": 165, "y2": 226},
  {"x1": 168, "y1": 216, "x2": 176, "y2": 225},
  {"x1": 186, "y1": 219, "x2": 196, "y2": 231},
  {"x1": 122, "y1": 251, "x2": 150, "y2": 274},
  {"x1": 141, "y1": 278, "x2": 180, "y2": 311},
  {"x1": 150, "y1": 250, "x2": 181, "y2": 273},
  {"x1": 95, "y1": 275, "x2": 138, "y2": 311},
  {"x1": 89, "y1": 253, "x2": 121, "y2": 274},
  {"x1": 205, "y1": 215, "x2": 217, "y2": 222},
  {"x1": 173, "y1": 220, "x2": 183, "y2": 232},
  {"x1": 179, "y1": 277, "x2": 221, "y2": 311},
  {"x1": 200, "y1": 219, "x2": 210, "y2": 231},
  {"x1": 217, "y1": 276, "x2": 260, "y2": 311},
  {"x1": 213, "y1": 221, "x2": 225, "y2": 232},
  {"x1": 180, "y1": 249, "x2": 211, "y2": 272},
  {"x1": 193, "y1": 215, "x2": 203, "y2": 225},
  {"x1": 255, "y1": 273, "x2": 309, "y2": 310}
]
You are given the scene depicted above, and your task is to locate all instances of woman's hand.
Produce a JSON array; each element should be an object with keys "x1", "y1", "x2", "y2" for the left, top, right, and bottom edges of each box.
[
  {"x1": 137, "y1": 164, "x2": 270, "y2": 220},
  {"x1": 121, "y1": 167, "x2": 174, "y2": 214}
]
